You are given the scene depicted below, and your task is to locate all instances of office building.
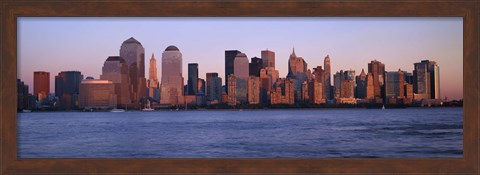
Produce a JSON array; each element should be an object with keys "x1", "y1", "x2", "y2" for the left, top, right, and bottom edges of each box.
[
  {"x1": 55, "y1": 71, "x2": 83, "y2": 110},
  {"x1": 234, "y1": 53, "x2": 249, "y2": 104},
  {"x1": 385, "y1": 70, "x2": 405, "y2": 102},
  {"x1": 249, "y1": 57, "x2": 263, "y2": 76},
  {"x1": 225, "y1": 50, "x2": 241, "y2": 93},
  {"x1": 356, "y1": 69, "x2": 367, "y2": 99},
  {"x1": 187, "y1": 63, "x2": 199, "y2": 95},
  {"x1": 119, "y1": 37, "x2": 146, "y2": 106},
  {"x1": 100, "y1": 56, "x2": 131, "y2": 107},
  {"x1": 261, "y1": 49, "x2": 275, "y2": 69},
  {"x1": 324, "y1": 55, "x2": 332, "y2": 100},
  {"x1": 78, "y1": 79, "x2": 117, "y2": 109},
  {"x1": 160, "y1": 45, "x2": 184, "y2": 105},
  {"x1": 34, "y1": 71, "x2": 50, "y2": 101},
  {"x1": 368, "y1": 60, "x2": 385, "y2": 100},
  {"x1": 413, "y1": 60, "x2": 440, "y2": 99},
  {"x1": 206, "y1": 73, "x2": 222, "y2": 104},
  {"x1": 147, "y1": 54, "x2": 160, "y2": 101}
]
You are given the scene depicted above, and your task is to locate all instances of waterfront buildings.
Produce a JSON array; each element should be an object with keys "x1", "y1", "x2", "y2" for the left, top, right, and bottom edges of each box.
[
  {"x1": 234, "y1": 52, "x2": 249, "y2": 104},
  {"x1": 308, "y1": 80, "x2": 325, "y2": 104},
  {"x1": 206, "y1": 73, "x2": 222, "y2": 104},
  {"x1": 160, "y1": 45, "x2": 184, "y2": 106},
  {"x1": 119, "y1": 37, "x2": 146, "y2": 107},
  {"x1": 270, "y1": 78, "x2": 294, "y2": 105},
  {"x1": 100, "y1": 56, "x2": 131, "y2": 107},
  {"x1": 33, "y1": 71, "x2": 50, "y2": 101},
  {"x1": 78, "y1": 79, "x2": 117, "y2": 109},
  {"x1": 366, "y1": 73, "x2": 375, "y2": 100},
  {"x1": 17, "y1": 79, "x2": 35, "y2": 110},
  {"x1": 187, "y1": 63, "x2": 199, "y2": 95},
  {"x1": 55, "y1": 71, "x2": 83, "y2": 110},
  {"x1": 286, "y1": 48, "x2": 308, "y2": 102},
  {"x1": 147, "y1": 54, "x2": 160, "y2": 101},
  {"x1": 225, "y1": 50, "x2": 242, "y2": 93}
]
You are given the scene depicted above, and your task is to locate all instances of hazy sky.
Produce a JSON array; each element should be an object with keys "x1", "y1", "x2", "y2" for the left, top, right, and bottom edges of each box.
[{"x1": 18, "y1": 17, "x2": 463, "y2": 100}]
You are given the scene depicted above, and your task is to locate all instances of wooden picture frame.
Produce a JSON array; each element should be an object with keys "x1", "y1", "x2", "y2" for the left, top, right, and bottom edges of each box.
[{"x1": 1, "y1": 0, "x2": 478, "y2": 174}]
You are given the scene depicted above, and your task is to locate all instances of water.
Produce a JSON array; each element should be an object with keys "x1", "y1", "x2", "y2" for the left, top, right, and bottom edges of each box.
[{"x1": 18, "y1": 108, "x2": 463, "y2": 158}]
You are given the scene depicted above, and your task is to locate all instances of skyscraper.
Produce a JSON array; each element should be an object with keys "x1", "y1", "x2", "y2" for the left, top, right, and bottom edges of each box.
[
  {"x1": 249, "y1": 57, "x2": 263, "y2": 76},
  {"x1": 286, "y1": 48, "x2": 308, "y2": 102},
  {"x1": 355, "y1": 69, "x2": 367, "y2": 99},
  {"x1": 368, "y1": 60, "x2": 385, "y2": 100},
  {"x1": 197, "y1": 78, "x2": 206, "y2": 95},
  {"x1": 261, "y1": 49, "x2": 275, "y2": 69},
  {"x1": 225, "y1": 50, "x2": 241, "y2": 93},
  {"x1": 385, "y1": 69, "x2": 405, "y2": 102},
  {"x1": 147, "y1": 54, "x2": 160, "y2": 101},
  {"x1": 119, "y1": 37, "x2": 146, "y2": 107},
  {"x1": 160, "y1": 45, "x2": 184, "y2": 105},
  {"x1": 55, "y1": 71, "x2": 83, "y2": 110},
  {"x1": 100, "y1": 56, "x2": 131, "y2": 107},
  {"x1": 34, "y1": 71, "x2": 50, "y2": 101},
  {"x1": 187, "y1": 63, "x2": 199, "y2": 95},
  {"x1": 234, "y1": 52, "x2": 249, "y2": 104},
  {"x1": 324, "y1": 55, "x2": 332, "y2": 100},
  {"x1": 206, "y1": 73, "x2": 222, "y2": 104},
  {"x1": 413, "y1": 60, "x2": 440, "y2": 99}
]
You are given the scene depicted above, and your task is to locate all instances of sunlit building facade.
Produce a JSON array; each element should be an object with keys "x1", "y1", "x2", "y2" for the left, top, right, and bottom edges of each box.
[
  {"x1": 100, "y1": 56, "x2": 131, "y2": 107},
  {"x1": 234, "y1": 53, "x2": 249, "y2": 104},
  {"x1": 34, "y1": 71, "x2": 50, "y2": 101},
  {"x1": 119, "y1": 37, "x2": 146, "y2": 107},
  {"x1": 78, "y1": 79, "x2": 117, "y2": 109},
  {"x1": 160, "y1": 45, "x2": 184, "y2": 105}
]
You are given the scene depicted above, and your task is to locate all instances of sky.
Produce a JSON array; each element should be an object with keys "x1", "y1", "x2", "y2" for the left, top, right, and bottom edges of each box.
[{"x1": 18, "y1": 17, "x2": 463, "y2": 100}]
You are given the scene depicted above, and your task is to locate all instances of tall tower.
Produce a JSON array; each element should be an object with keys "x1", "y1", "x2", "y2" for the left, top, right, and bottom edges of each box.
[
  {"x1": 324, "y1": 55, "x2": 331, "y2": 100},
  {"x1": 33, "y1": 71, "x2": 50, "y2": 101},
  {"x1": 147, "y1": 54, "x2": 159, "y2": 100},
  {"x1": 368, "y1": 60, "x2": 385, "y2": 100},
  {"x1": 413, "y1": 60, "x2": 439, "y2": 99},
  {"x1": 119, "y1": 37, "x2": 146, "y2": 107},
  {"x1": 160, "y1": 45, "x2": 183, "y2": 105},
  {"x1": 187, "y1": 63, "x2": 199, "y2": 95},
  {"x1": 225, "y1": 50, "x2": 241, "y2": 94},
  {"x1": 234, "y1": 52, "x2": 249, "y2": 104}
]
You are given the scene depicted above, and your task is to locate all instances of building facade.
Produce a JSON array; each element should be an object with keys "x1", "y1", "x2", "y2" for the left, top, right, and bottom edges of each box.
[
  {"x1": 206, "y1": 73, "x2": 222, "y2": 104},
  {"x1": 147, "y1": 54, "x2": 160, "y2": 101},
  {"x1": 187, "y1": 63, "x2": 199, "y2": 95},
  {"x1": 249, "y1": 57, "x2": 263, "y2": 76},
  {"x1": 34, "y1": 71, "x2": 50, "y2": 101},
  {"x1": 55, "y1": 71, "x2": 83, "y2": 110},
  {"x1": 261, "y1": 49, "x2": 275, "y2": 69},
  {"x1": 100, "y1": 56, "x2": 132, "y2": 107},
  {"x1": 160, "y1": 45, "x2": 184, "y2": 105},
  {"x1": 78, "y1": 79, "x2": 117, "y2": 109},
  {"x1": 119, "y1": 37, "x2": 146, "y2": 107},
  {"x1": 234, "y1": 53, "x2": 249, "y2": 104},
  {"x1": 368, "y1": 60, "x2": 385, "y2": 100},
  {"x1": 225, "y1": 50, "x2": 241, "y2": 93},
  {"x1": 247, "y1": 76, "x2": 260, "y2": 104}
]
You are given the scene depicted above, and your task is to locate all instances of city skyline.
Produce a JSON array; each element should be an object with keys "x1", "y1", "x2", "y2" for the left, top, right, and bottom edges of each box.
[{"x1": 18, "y1": 17, "x2": 463, "y2": 100}]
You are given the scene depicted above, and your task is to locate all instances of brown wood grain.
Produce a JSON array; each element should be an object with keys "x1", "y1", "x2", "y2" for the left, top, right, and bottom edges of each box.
[{"x1": 1, "y1": 0, "x2": 479, "y2": 174}]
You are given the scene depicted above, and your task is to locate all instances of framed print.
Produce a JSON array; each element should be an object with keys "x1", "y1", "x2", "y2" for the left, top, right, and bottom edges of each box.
[{"x1": 1, "y1": 0, "x2": 479, "y2": 174}]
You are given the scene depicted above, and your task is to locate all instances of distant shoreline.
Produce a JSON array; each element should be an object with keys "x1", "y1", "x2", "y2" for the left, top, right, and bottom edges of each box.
[{"x1": 18, "y1": 105, "x2": 463, "y2": 113}]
